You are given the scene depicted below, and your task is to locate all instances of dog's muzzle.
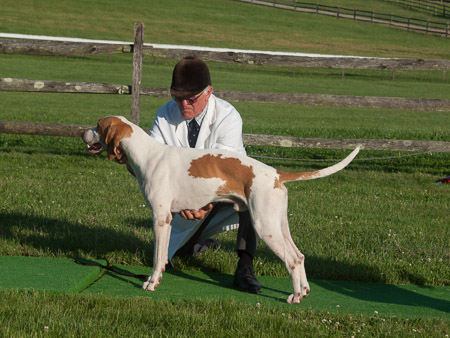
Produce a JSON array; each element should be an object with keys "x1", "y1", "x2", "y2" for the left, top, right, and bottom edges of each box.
[{"x1": 83, "y1": 128, "x2": 104, "y2": 154}]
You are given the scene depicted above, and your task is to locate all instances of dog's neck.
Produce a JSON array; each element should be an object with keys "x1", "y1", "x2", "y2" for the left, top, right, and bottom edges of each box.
[{"x1": 119, "y1": 124, "x2": 165, "y2": 180}]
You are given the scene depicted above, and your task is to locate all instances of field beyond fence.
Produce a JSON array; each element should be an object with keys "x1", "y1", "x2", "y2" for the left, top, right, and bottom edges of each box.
[
  {"x1": 237, "y1": 0, "x2": 450, "y2": 38},
  {"x1": 1, "y1": 31, "x2": 450, "y2": 152}
]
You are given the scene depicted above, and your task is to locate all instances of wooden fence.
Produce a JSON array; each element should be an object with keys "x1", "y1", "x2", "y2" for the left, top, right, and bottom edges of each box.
[
  {"x1": 2, "y1": 78, "x2": 450, "y2": 111},
  {"x1": 237, "y1": 0, "x2": 450, "y2": 38},
  {"x1": 2, "y1": 37, "x2": 450, "y2": 71},
  {"x1": 2, "y1": 120, "x2": 449, "y2": 153},
  {"x1": 387, "y1": 0, "x2": 449, "y2": 18},
  {"x1": 1, "y1": 27, "x2": 450, "y2": 153}
]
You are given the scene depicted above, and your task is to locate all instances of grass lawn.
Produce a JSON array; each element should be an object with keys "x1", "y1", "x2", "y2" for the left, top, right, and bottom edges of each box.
[
  {"x1": 1, "y1": 0, "x2": 449, "y2": 336},
  {"x1": 1, "y1": 0, "x2": 450, "y2": 58}
]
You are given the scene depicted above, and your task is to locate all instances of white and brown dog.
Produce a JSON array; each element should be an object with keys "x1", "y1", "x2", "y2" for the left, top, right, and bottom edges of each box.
[{"x1": 83, "y1": 116, "x2": 359, "y2": 304}]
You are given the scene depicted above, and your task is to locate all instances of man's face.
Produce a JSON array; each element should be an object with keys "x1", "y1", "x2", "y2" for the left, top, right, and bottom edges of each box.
[{"x1": 173, "y1": 86, "x2": 212, "y2": 120}]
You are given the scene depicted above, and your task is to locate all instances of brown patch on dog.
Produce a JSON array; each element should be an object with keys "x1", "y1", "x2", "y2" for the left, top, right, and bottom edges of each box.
[
  {"x1": 274, "y1": 170, "x2": 320, "y2": 189},
  {"x1": 188, "y1": 154, "x2": 255, "y2": 199},
  {"x1": 97, "y1": 117, "x2": 133, "y2": 163}
]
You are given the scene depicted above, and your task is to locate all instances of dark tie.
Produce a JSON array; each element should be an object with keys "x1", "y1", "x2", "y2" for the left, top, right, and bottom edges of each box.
[{"x1": 188, "y1": 119, "x2": 200, "y2": 148}]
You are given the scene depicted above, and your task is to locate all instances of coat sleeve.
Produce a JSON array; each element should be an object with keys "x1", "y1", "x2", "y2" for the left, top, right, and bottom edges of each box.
[
  {"x1": 149, "y1": 115, "x2": 166, "y2": 144},
  {"x1": 209, "y1": 98, "x2": 246, "y2": 155},
  {"x1": 149, "y1": 101, "x2": 184, "y2": 147}
]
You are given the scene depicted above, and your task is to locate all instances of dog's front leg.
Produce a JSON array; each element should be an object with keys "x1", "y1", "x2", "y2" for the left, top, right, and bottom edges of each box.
[{"x1": 143, "y1": 210, "x2": 172, "y2": 291}]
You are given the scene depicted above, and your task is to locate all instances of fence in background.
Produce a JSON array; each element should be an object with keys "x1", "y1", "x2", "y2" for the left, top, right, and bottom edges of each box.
[
  {"x1": 1, "y1": 28, "x2": 450, "y2": 153},
  {"x1": 386, "y1": 0, "x2": 449, "y2": 18},
  {"x1": 2, "y1": 77, "x2": 450, "y2": 112},
  {"x1": 2, "y1": 37, "x2": 450, "y2": 78},
  {"x1": 237, "y1": 0, "x2": 450, "y2": 38}
]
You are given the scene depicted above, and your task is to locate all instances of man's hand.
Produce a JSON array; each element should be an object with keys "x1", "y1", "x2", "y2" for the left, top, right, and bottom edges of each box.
[{"x1": 179, "y1": 203, "x2": 214, "y2": 221}]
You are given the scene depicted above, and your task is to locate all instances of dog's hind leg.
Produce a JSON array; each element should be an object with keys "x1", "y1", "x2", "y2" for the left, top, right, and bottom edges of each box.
[
  {"x1": 248, "y1": 209, "x2": 304, "y2": 304},
  {"x1": 279, "y1": 194, "x2": 310, "y2": 300},
  {"x1": 143, "y1": 209, "x2": 172, "y2": 291},
  {"x1": 281, "y1": 213, "x2": 310, "y2": 302},
  {"x1": 248, "y1": 187, "x2": 309, "y2": 304}
]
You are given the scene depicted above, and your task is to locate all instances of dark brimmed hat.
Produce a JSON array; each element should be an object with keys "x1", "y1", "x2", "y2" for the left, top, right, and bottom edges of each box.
[{"x1": 170, "y1": 56, "x2": 211, "y2": 98}]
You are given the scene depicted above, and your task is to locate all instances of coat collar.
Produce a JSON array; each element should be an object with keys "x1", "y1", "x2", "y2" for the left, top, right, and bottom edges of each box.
[{"x1": 175, "y1": 94, "x2": 217, "y2": 148}]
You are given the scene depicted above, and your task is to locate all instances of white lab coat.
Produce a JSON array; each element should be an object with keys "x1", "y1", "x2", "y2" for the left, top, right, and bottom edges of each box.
[{"x1": 150, "y1": 94, "x2": 246, "y2": 260}]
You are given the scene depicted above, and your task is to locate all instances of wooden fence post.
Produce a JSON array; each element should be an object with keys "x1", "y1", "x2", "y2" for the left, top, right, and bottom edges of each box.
[{"x1": 131, "y1": 22, "x2": 144, "y2": 125}]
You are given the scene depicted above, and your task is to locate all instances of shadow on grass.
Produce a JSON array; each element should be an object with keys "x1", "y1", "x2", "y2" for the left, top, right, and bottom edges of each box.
[
  {"x1": 313, "y1": 279, "x2": 450, "y2": 315},
  {"x1": 0, "y1": 211, "x2": 154, "y2": 263},
  {"x1": 3, "y1": 211, "x2": 448, "y2": 313},
  {"x1": 91, "y1": 261, "x2": 450, "y2": 314},
  {"x1": 98, "y1": 265, "x2": 292, "y2": 304}
]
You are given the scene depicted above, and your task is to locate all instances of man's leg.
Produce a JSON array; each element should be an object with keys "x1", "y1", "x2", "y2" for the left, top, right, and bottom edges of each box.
[
  {"x1": 174, "y1": 204, "x2": 225, "y2": 258},
  {"x1": 234, "y1": 210, "x2": 261, "y2": 294}
]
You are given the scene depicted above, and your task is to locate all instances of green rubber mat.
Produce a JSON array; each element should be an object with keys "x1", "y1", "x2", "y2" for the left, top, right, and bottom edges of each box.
[
  {"x1": 0, "y1": 256, "x2": 102, "y2": 294},
  {"x1": 83, "y1": 264, "x2": 450, "y2": 319},
  {"x1": 1, "y1": 256, "x2": 449, "y2": 319}
]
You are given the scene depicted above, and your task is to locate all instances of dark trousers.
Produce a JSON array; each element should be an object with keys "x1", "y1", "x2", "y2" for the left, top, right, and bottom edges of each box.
[{"x1": 175, "y1": 203, "x2": 257, "y2": 258}]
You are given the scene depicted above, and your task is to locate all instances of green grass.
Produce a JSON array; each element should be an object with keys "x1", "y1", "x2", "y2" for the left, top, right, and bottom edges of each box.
[
  {"x1": 1, "y1": 136, "x2": 449, "y2": 286},
  {"x1": 2, "y1": 290, "x2": 448, "y2": 337},
  {"x1": 1, "y1": 91, "x2": 449, "y2": 143},
  {"x1": 1, "y1": 0, "x2": 450, "y2": 58},
  {"x1": 276, "y1": 0, "x2": 450, "y2": 23},
  {"x1": 1, "y1": 0, "x2": 450, "y2": 335},
  {"x1": 2, "y1": 53, "x2": 450, "y2": 100}
]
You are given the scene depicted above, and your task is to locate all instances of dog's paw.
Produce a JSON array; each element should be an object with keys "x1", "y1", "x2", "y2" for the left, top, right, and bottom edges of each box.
[
  {"x1": 302, "y1": 286, "x2": 310, "y2": 298},
  {"x1": 287, "y1": 293, "x2": 302, "y2": 304},
  {"x1": 142, "y1": 280, "x2": 157, "y2": 291}
]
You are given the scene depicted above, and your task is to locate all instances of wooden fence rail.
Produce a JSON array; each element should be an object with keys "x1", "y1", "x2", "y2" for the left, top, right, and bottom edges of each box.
[
  {"x1": 2, "y1": 27, "x2": 449, "y2": 154},
  {"x1": 1, "y1": 120, "x2": 450, "y2": 152},
  {"x1": 3, "y1": 77, "x2": 450, "y2": 111},
  {"x1": 386, "y1": 0, "x2": 449, "y2": 18},
  {"x1": 238, "y1": 0, "x2": 450, "y2": 38},
  {"x1": 2, "y1": 38, "x2": 450, "y2": 71}
]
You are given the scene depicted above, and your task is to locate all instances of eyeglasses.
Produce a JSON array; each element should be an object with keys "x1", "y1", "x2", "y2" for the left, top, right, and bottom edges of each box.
[{"x1": 172, "y1": 91, "x2": 204, "y2": 105}]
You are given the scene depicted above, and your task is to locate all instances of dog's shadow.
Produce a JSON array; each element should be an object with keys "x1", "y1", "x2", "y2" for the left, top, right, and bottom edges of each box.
[
  {"x1": 97, "y1": 259, "x2": 450, "y2": 315},
  {"x1": 103, "y1": 263, "x2": 291, "y2": 304}
]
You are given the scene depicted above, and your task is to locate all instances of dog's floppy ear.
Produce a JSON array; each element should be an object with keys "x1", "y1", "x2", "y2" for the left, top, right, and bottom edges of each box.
[
  {"x1": 97, "y1": 117, "x2": 131, "y2": 164},
  {"x1": 111, "y1": 144, "x2": 128, "y2": 164},
  {"x1": 104, "y1": 125, "x2": 128, "y2": 164}
]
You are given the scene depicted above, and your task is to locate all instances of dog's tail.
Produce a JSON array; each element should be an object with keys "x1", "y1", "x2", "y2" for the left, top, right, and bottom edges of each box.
[{"x1": 277, "y1": 146, "x2": 360, "y2": 184}]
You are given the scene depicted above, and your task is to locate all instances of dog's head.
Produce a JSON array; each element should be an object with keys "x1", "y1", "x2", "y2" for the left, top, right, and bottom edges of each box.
[{"x1": 82, "y1": 116, "x2": 133, "y2": 164}]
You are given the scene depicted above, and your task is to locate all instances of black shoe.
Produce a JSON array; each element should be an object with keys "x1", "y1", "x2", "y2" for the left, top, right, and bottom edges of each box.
[
  {"x1": 233, "y1": 264, "x2": 262, "y2": 294},
  {"x1": 192, "y1": 238, "x2": 220, "y2": 257}
]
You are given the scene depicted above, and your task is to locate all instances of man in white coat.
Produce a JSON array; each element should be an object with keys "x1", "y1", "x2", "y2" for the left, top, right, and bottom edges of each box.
[{"x1": 149, "y1": 56, "x2": 261, "y2": 294}]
